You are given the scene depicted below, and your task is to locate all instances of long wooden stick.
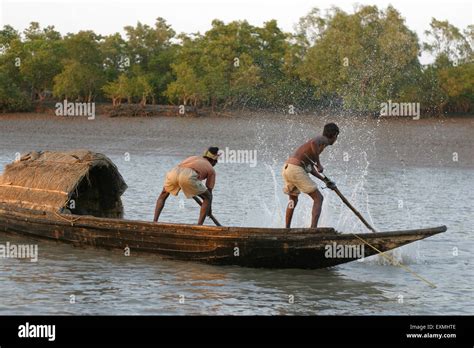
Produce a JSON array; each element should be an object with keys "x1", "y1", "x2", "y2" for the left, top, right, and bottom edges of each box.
[
  {"x1": 324, "y1": 175, "x2": 377, "y2": 233},
  {"x1": 304, "y1": 154, "x2": 376, "y2": 232},
  {"x1": 192, "y1": 197, "x2": 222, "y2": 226}
]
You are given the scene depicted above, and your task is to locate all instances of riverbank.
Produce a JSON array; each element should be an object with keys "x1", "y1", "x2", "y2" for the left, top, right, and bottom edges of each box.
[{"x1": 2, "y1": 104, "x2": 472, "y2": 120}]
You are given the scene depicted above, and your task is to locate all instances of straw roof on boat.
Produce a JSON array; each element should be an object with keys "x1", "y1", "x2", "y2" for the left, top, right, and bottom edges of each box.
[{"x1": 0, "y1": 150, "x2": 127, "y2": 217}]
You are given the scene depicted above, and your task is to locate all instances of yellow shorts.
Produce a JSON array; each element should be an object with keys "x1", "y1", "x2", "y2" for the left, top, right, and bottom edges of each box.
[
  {"x1": 282, "y1": 163, "x2": 318, "y2": 196},
  {"x1": 164, "y1": 167, "x2": 207, "y2": 198}
]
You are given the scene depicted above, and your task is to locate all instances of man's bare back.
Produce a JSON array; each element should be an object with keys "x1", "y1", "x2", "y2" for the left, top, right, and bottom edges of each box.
[{"x1": 286, "y1": 135, "x2": 330, "y2": 172}]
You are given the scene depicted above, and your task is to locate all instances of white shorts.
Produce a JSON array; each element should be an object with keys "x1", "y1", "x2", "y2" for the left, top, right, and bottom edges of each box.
[
  {"x1": 164, "y1": 167, "x2": 207, "y2": 198},
  {"x1": 282, "y1": 163, "x2": 318, "y2": 196}
]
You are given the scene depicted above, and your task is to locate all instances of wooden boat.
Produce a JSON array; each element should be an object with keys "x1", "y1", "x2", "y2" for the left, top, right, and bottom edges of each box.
[
  {"x1": 0, "y1": 203, "x2": 447, "y2": 268},
  {"x1": 0, "y1": 150, "x2": 447, "y2": 269}
]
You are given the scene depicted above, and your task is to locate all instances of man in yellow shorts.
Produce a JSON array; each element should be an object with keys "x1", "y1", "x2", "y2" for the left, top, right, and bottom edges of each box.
[
  {"x1": 282, "y1": 123, "x2": 339, "y2": 228},
  {"x1": 153, "y1": 147, "x2": 219, "y2": 225}
]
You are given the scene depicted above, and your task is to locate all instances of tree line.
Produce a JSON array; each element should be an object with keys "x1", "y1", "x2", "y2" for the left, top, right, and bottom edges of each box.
[{"x1": 0, "y1": 5, "x2": 472, "y2": 115}]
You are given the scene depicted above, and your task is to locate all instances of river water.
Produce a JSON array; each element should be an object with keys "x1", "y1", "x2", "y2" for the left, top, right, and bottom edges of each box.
[{"x1": 0, "y1": 112, "x2": 472, "y2": 315}]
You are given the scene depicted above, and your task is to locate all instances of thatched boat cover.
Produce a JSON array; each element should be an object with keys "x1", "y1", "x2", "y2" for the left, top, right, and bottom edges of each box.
[{"x1": 0, "y1": 150, "x2": 127, "y2": 218}]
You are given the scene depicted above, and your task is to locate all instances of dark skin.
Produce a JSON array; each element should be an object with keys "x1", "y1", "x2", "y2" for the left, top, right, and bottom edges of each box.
[
  {"x1": 153, "y1": 157, "x2": 217, "y2": 225},
  {"x1": 285, "y1": 133, "x2": 338, "y2": 229}
]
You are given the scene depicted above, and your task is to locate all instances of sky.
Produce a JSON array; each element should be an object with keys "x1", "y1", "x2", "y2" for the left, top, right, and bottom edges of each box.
[{"x1": 1, "y1": 0, "x2": 472, "y2": 63}]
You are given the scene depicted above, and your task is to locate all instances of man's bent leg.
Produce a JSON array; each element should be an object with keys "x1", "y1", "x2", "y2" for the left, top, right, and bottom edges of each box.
[
  {"x1": 197, "y1": 190, "x2": 212, "y2": 225},
  {"x1": 285, "y1": 195, "x2": 298, "y2": 228},
  {"x1": 308, "y1": 190, "x2": 324, "y2": 228}
]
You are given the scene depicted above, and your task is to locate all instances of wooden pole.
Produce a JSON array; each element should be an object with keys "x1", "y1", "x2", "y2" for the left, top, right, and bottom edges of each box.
[
  {"x1": 304, "y1": 154, "x2": 376, "y2": 232},
  {"x1": 192, "y1": 197, "x2": 222, "y2": 226},
  {"x1": 328, "y1": 180, "x2": 377, "y2": 232}
]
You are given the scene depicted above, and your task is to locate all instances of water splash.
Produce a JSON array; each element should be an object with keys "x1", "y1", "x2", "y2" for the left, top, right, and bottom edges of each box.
[
  {"x1": 250, "y1": 116, "x2": 422, "y2": 266},
  {"x1": 258, "y1": 163, "x2": 285, "y2": 228}
]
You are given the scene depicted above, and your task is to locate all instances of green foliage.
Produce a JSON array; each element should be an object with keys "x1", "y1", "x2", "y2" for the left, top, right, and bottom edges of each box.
[
  {"x1": 130, "y1": 74, "x2": 153, "y2": 105},
  {"x1": 102, "y1": 74, "x2": 131, "y2": 105},
  {"x1": 100, "y1": 33, "x2": 129, "y2": 82},
  {"x1": 0, "y1": 9, "x2": 472, "y2": 115},
  {"x1": 438, "y1": 62, "x2": 474, "y2": 112},
  {"x1": 424, "y1": 19, "x2": 472, "y2": 65},
  {"x1": 0, "y1": 69, "x2": 31, "y2": 112},
  {"x1": 165, "y1": 62, "x2": 206, "y2": 106},
  {"x1": 419, "y1": 18, "x2": 474, "y2": 113},
  {"x1": 53, "y1": 60, "x2": 103, "y2": 101},
  {"x1": 124, "y1": 17, "x2": 176, "y2": 103},
  {"x1": 19, "y1": 23, "x2": 65, "y2": 101},
  {"x1": 298, "y1": 5, "x2": 422, "y2": 112},
  {"x1": 103, "y1": 72, "x2": 154, "y2": 105}
]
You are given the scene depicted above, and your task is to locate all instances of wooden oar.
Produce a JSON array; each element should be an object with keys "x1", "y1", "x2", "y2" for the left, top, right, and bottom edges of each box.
[
  {"x1": 192, "y1": 197, "x2": 222, "y2": 226},
  {"x1": 321, "y1": 174, "x2": 377, "y2": 233},
  {"x1": 304, "y1": 154, "x2": 376, "y2": 232}
]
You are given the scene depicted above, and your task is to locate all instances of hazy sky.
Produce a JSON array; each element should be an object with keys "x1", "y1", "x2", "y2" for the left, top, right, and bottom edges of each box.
[{"x1": 1, "y1": 0, "x2": 472, "y2": 63}]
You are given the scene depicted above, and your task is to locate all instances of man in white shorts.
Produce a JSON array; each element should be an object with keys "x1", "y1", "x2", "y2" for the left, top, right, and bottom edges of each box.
[
  {"x1": 153, "y1": 147, "x2": 219, "y2": 225},
  {"x1": 282, "y1": 123, "x2": 339, "y2": 228}
]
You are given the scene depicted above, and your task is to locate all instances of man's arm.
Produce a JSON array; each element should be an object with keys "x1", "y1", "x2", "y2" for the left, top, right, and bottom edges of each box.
[
  {"x1": 206, "y1": 170, "x2": 216, "y2": 192},
  {"x1": 310, "y1": 140, "x2": 324, "y2": 173},
  {"x1": 205, "y1": 172, "x2": 215, "y2": 216},
  {"x1": 310, "y1": 166, "x2": 336, "y2": 189},
  {"x1": 309, "y1": 166, "x2": 325, "y2": 181}
]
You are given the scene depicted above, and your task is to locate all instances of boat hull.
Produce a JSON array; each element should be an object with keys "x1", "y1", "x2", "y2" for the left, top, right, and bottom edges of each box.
[{"x1": 0, "y1": 204, "x2": 447, "y2": 269}]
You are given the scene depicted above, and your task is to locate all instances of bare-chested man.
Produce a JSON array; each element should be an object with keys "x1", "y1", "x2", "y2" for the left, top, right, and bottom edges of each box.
[
  {"x1": 282, "y1": 123, "x2": 339, "y2": 228},
  {"x1": 153, "y1": 147, "x2": 219, "y2": 225}
]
